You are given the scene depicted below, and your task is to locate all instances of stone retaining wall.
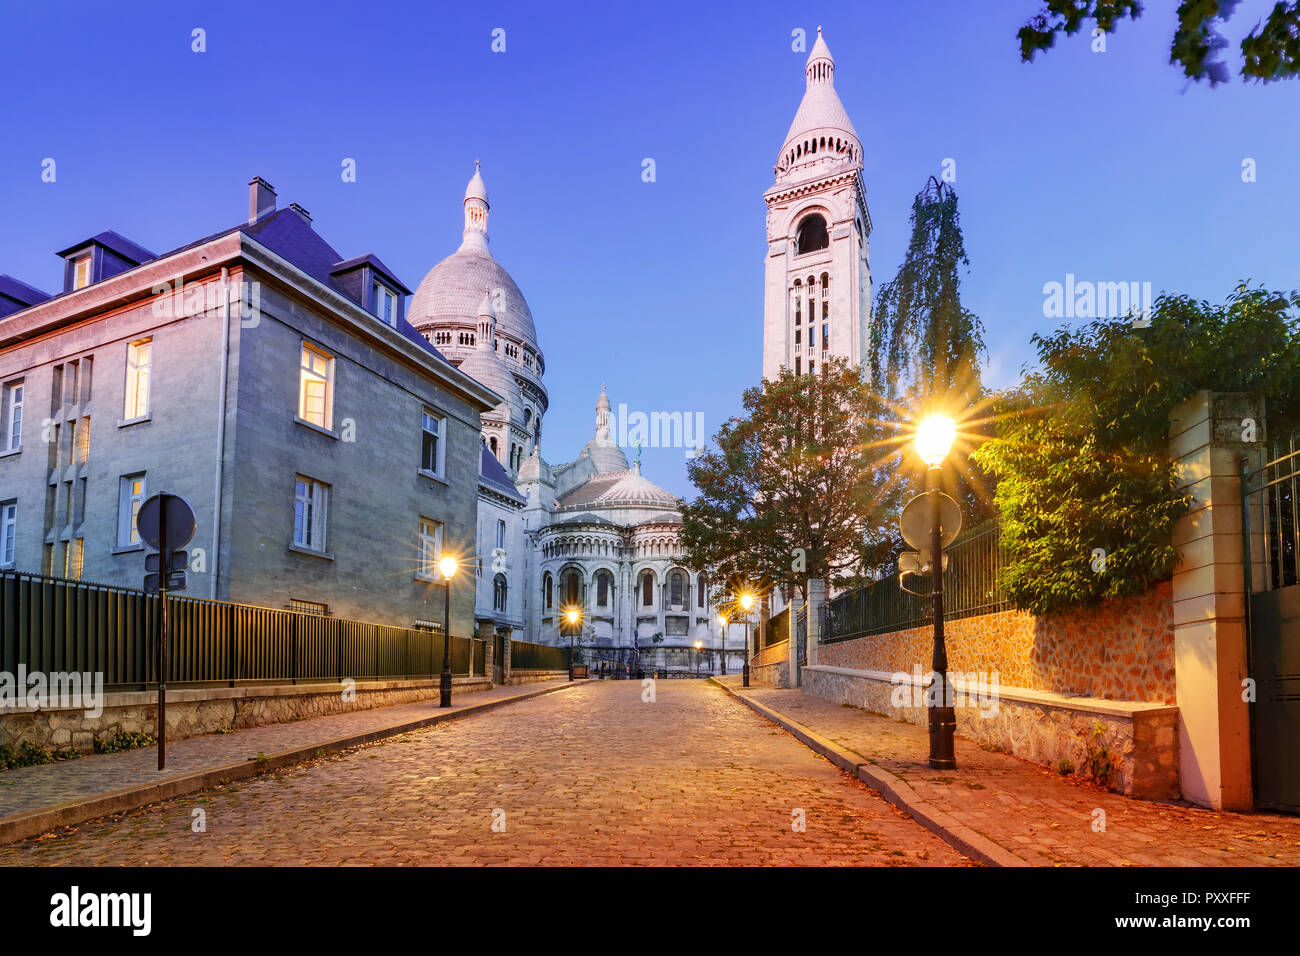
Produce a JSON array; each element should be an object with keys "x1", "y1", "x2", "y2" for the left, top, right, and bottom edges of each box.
[
  {"x1": 506, "y1": 669, "x2": 569, "y2": 686},
  {"x1": 803, "y1": 665, "x2": 1179, "y2": 798},
  {"x1": 818, "y1": 583, "x2": 1175, "y2": 704},
  {"x1": 0, "y1": 676, "x2": 494, "y2": 755}
]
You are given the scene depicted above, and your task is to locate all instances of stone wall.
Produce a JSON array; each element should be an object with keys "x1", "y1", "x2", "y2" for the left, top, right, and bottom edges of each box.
[
  {"x1": 0, "y1": 676, "x2": 495, "y2": 755},
  {"x1": 505, "y1": 669, "x2": 569, "y2": 686},
  {"x1": 818, "y1": 582, "x2": 1174, "y2": 704},
  {"x1": 803, "y1": 665, "x2": 1179, "y2": 798}
]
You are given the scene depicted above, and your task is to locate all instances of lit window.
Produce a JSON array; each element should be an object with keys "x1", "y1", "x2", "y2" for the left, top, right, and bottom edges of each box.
[
  {"x1": 293, "y1": 476, "x2": 329, "y2": 552},
  {"x1": 289, "y1": 599, "x2": 329, "y2": 615},
  {"x1": 374, "y1": 281, "x2": 398, "y2": 325},
  {"x1": 65, "y1": 538, "x2": 84, "y2": 581},
  {"x1": 3, "y1": 381, "x2": 22, "y2": 451},
  {"x1": 299, "y1": 343, "x2": 334, "y2": 429},
  {"x1": 421, "y1": 410, "x2": 445, "y2": 476},
  {"x1": 118, "y1": 473, "x2": 146, "y2": 547},
  {"x1": 417, "y1": 516, "x2": 442, "y2": 580},
  {"x1": 0, "y1": 501, "x2": 16, "y2": 567},
  {"x1": 72, "y1": 255, "x2": 91, "y2": 290},
  {"x1": 124, "y1": 339, "x2": 152, "y2": 420}
]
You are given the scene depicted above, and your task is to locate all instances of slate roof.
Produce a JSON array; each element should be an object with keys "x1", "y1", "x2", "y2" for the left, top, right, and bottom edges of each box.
[
  {"x1": 479, "y1": 446, "x2": 525, "y2": 502},
  {"x1": 56, "y1": 229, "x2": 156, "y2": 263}
]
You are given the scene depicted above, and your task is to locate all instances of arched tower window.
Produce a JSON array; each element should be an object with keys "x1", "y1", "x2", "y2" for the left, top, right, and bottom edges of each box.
[
  {"x1": 596, "y1": 570, "x2": 612, "y2": 607},
  {"x1": 562, "y1": 568, "x2": 582, "y2": 607},
  {"x1": 543, "y1": 572, "x2": 553, "y2": 609},
  {"x1": 669, "y1": 570, "x2": 686, "y2": 608},
  {"x1": 697, "y1": 573, "x2": 707, "y2": 608},
  {"x1": 493, "y1": 574, "x2": 507, "y2": 612},
  {"x1": 796, "y1": 214, "x2": 828, "y2": 254},
  {"x1": 640, "y1": 570, "x2": 656, "y2": 607}
]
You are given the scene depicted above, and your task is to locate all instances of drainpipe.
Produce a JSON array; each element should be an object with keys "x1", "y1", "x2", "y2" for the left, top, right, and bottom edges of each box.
[{"x1": 210, "y1": 267, "x2": 232, "y2": 598}]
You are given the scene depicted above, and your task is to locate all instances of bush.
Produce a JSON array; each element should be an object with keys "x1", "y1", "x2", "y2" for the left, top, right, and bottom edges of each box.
[{"x1": 93, "y1": 731, "x2": 157, "y2": 754}]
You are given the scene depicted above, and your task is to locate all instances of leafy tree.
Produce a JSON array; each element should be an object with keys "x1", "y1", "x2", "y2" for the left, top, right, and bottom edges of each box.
[
  {"x1": 1018, "y1": 1, "x2": 1300, "y2": 85},
  {"x1": 868, "y1": 177, "x2": 994, "y2": 537},
  {"x1": 680, "y1": 356, "x2": 896, "y2": 601},
  {"x1": 973, "y1": 286, "x2": 1300, "y2": 615}
]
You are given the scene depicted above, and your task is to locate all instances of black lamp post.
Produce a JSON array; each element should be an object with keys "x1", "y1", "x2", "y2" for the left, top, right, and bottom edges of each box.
[
  {"x1": 438, "y1": 555, "x2": 458, "y2": 708},
  {"x1": 916, "y1": 416, "x2": 957, "y2": 769},
  {"x1": 740, "y1": 592, "x2": 754, "y2": 688},
  {"x1": 718, "y1": 614, "x2": 728, "y2": 676},
  {"x1": 565, "y1": 607, "x2": 580, "y2": 681}
]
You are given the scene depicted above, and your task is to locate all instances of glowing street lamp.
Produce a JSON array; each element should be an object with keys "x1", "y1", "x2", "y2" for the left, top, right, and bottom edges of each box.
[
  {"x1": 438, "y1": 554, "x2": 458, "y2": 708},
  {"x1": 564, "y1": 606, "x2": 581, "y2": 681},
  {"x1": 739, "y1": 591, "x2": 755, "y2": 688},
  {"x1": 718, "y1": 613, "x2": 728, "y2": 676},
  {"x1": 694, "y1": 639, "x2": 704, "y2": 677},
  {"x1": 915, "y1": 414, "x2": 957, "y2": 770}
]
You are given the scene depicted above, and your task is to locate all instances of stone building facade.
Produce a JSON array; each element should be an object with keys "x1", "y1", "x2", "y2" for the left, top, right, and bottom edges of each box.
[{"x1": 0, "y1": 179, "x2": 498, "y2": 635}]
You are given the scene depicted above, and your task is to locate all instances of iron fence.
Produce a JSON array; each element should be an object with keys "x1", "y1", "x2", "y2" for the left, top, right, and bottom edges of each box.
[
  {"x1": 509, "y1": 639, "x2": 569, "y2": 671},
  {"x1": 822, "y1": 522, "x2": 1010, "y2": 643},
  {"x1": 0, "y1": 570, "x2": 477, "y2": 690}
]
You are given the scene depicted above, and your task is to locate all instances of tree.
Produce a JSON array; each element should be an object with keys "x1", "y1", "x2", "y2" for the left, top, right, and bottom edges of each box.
[
  {"x1": 973, "y1": 285, "x2": 1300, "y2": 615},
  {"x1": 680, "y1": 356, "x2": 896, "y2": 601},
  {"x1": 868, "y1": 177, "x2": 994, "y2": 535},
  {"x1": 1018, "y1": 1, "x2": 1300, "y2": 85}
]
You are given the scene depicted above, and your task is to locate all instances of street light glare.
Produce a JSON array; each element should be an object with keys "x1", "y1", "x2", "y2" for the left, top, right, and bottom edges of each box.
[
  {"x1": 438, "y1": 555, "x2": 458, "y2": 580},
  {"x1": 566, "y1": 608, "x2": 579, "y2": 624},
  {"x1": 916, "y1": 415, "x2": 956, "y2": 467},
  {"x1": 739, "y1": 592, "x2": 754, "y2": 611}
]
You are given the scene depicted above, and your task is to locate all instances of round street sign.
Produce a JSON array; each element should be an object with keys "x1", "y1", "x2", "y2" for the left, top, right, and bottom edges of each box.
[
  {"x1": 137, "y1": 493, "x2": 197, "y2": 551},
  {"x1": 900, "y1": 492, "x2": 962, "y2": 552}
]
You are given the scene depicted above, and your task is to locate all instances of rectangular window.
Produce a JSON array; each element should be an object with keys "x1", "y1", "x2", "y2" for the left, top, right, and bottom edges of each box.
[
  {"x1": 421, "y1": 410, "x2": 444, "y2": 476},
  {"x1": 418, "y1": 517, "x2": 442, "y2": 580},
  {"x1": 374, "y1": 282, "x2": 397, "y2": 325},
  {"x1": 124, "y1": 339, "x2": 152, "y2": 420},
  {"x1": 65, "y1": 538, "x2": 84, "y2": 581},
  {"x1": 117, "y1": 473, "x2": 146, "y2": 546},
  {"x1": 4, "y1": 381, "x2": 22, "y2": 451},
  {"x1": 298, "y1": 343, "x2": 334, "y2": 429},
  {"x1": 822, "y1": 323, "x2": 830, "y2": 349},
  {"x1": 293, "y1": 477, "x2": 329, "y2": 552},
  {"x1": 0, "y1": 501, "x2": 16, "y2": 567},
  {"x1": 794, "y1": 328, "x2": 801, "y2": 346},
  {"x1": 794, "y1": 295, "x2": 801, "y2": 326},
  {"x1": 289, "y1": 599, "x2": 329, "y2": 615},
  {"x1": 496, "y1": 518, "x2": 506, "y2": 549},
  {"x1": 73, "y1": 254, "x2": 91, "y2": 290}
]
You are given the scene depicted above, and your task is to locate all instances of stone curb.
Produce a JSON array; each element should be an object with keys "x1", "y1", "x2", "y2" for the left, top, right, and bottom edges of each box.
[
  {"x1": 0, "y1": 680, "x2": 579, "y2": 846},
  {"x1": 709, "y1": 678, "x2": 1030, "y2": 868}
]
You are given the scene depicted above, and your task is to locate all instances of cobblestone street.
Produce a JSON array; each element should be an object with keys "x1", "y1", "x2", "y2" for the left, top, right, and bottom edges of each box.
[{"x1": 0, "y1": 680, "x2": 969, "y2": 866}]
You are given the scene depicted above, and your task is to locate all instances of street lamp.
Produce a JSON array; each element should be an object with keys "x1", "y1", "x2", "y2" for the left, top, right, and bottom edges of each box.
[
  {"x1": 694, "y1": 639, "x2": 703, "y2": 677},
  {"x1": 739, "y1": 591, "x2": 755, "y2": 688},
  {"x1": 718, "y1": 613, "x2": 728, "y2": 676},
  {"x1": 915, "y1": 414, "x2": 957, "y2": 769},
  {"x1": 438, "y1": 554, "x2": 458, "y2": 708},
  {"x1": 565, "y1": 607, "x2": 581, "y2": 681}
]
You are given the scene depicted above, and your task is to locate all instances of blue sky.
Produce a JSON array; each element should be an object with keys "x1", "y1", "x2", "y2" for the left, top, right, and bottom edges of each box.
[{"x1": 2, "y1": 0, "x2": 1298, "y2": 496}]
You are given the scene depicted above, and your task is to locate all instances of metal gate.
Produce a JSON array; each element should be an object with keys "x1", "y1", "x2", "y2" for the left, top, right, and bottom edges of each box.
[
  {"x1": 1242, "y1": 438, "x2": 1300, "y2": 812},
  {"x1": 795, "y1": 604, "x2": 808, "y2": 686}
]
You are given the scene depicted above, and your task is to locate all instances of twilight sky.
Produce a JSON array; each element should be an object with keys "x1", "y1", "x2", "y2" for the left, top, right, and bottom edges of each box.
[{"x1": 2, "y1": 0, "x2": 1298, "y2": 496}]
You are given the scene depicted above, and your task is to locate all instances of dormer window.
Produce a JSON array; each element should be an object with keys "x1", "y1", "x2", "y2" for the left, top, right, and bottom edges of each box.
[
  {"x1": 72, "y1": 255, "x2": 92, "y2": 290},
  {"x1": 374, "y1": 281, "x2": 397, "y2": 325}
]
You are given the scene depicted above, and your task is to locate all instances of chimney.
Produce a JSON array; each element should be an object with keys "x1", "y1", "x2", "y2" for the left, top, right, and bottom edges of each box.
[
  {"x1": 248, "y1": 177, "x2": 276, "y2": 225},
  {"x1": 288, "y1": 202, "x2": 312, "y2": 224}
]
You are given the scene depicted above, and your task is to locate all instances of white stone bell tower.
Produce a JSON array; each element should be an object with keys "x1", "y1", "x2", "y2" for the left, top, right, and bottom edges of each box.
[{"x1": 762, "y1": 27, "x2": 872, "y2": 381}]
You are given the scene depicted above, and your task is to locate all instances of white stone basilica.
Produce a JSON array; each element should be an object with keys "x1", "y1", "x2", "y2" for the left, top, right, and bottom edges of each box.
[{"x1": 405, "y1": 28, "x2": 868, "y2": 671}]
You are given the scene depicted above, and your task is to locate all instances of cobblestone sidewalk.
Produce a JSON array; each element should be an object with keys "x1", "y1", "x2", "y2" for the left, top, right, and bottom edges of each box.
[
  {"x1": 0, "y1": 680, "x2": 569, "y2": 837},
  {"x1": 718, "y1": 676, "x2": 1300, "y2": 866}
]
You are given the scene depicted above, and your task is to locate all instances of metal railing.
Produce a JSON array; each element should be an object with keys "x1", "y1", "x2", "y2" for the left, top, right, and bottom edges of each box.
[
  {"x1": 1242, "y1": 437, "x2": 1300, "y2": 593},
  {"x1": 0, "y1": 570, "x2": 478, "y2": 690},
  {"x1": 822, "y1": 522, "x2": 1010, "y2": 643},
  {"x1": 509, "y1": 639, "x2": 569, "y2": 671}
]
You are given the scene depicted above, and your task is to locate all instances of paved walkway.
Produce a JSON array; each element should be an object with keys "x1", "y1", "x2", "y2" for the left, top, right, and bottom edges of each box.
[
  {"x1": 718, "y1": 676, "x2": 1300, "y2": 866},
  {"x1": 0, "y1": 680, "x2": 570, "y2": 839},
  {"x1": 0, "y1": 680, "x2": 969, "y2": 866}
]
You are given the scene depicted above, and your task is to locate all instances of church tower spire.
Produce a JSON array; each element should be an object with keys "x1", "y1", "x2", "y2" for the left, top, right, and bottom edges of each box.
[
  {"x1": 461, "y1": 159, "x2": 490, "y2": 252},
  {"x1": 762, "y1": 27, "x2": 872, "y2": 381}
]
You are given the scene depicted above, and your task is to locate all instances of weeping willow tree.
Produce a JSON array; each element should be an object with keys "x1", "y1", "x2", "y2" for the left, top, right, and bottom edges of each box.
[{"x1": 868, "y1": 177, "x2": 994, "y2": 532}]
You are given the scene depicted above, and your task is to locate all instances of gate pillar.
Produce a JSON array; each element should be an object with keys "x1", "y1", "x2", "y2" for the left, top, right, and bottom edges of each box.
[{"x1": 1169, "y1": 390, "x2": 1261, "y2": 810}]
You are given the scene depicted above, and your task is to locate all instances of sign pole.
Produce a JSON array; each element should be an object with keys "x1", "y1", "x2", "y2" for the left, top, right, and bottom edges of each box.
[{"x1": 158, "y1": 493, "x2": 168, "y2": 771}]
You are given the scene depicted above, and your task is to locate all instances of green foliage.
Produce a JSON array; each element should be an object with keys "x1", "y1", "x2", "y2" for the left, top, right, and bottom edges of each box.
[
  {"x1": 681, "y1": 356, "x2": 895, "y2": 600},
  {"x1": 1082, "y1": 722, "x2": 1116, "y2": 788},
  {"x1": 1055, "y1": 757, "x2": 1075, "y2": 776},
  {"x1": 868, "y1": 178, "x2": 994, "y2": 550},
  {"x1": 974, "y1": 286, "x2": 1300, "y2": 615},
  {"x1": 93, "y1": 731, "x2": 157, "y2": 754},
  {"x1": 1018, "y1": 0, "x2": 1300, "y2": 84},
  {"x1": 0, "y1": 741, "x2": 58, "y2": 769}
]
